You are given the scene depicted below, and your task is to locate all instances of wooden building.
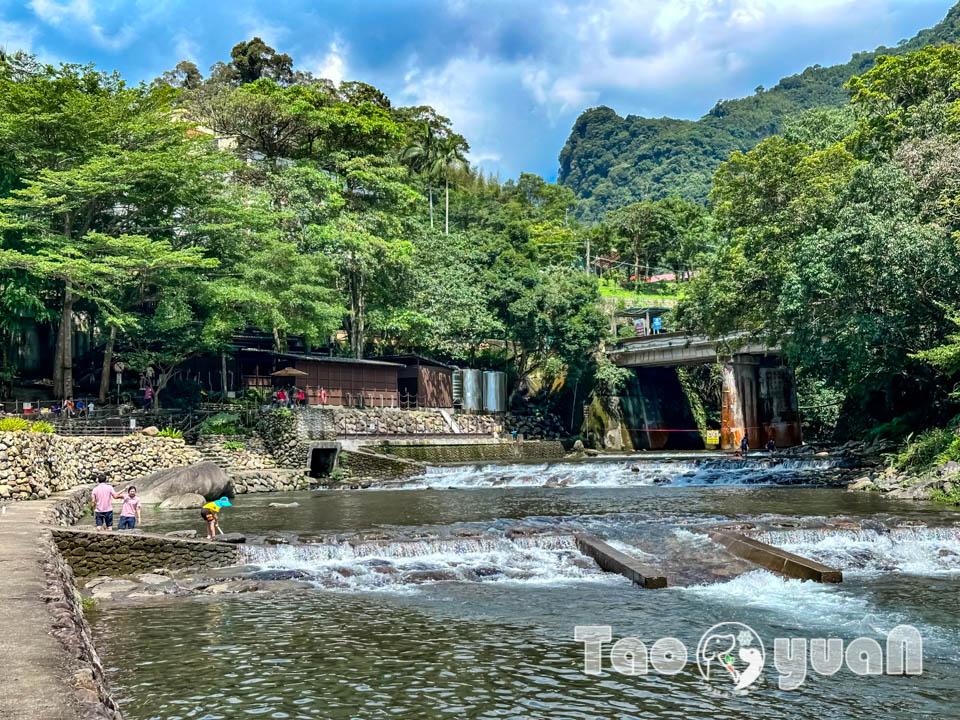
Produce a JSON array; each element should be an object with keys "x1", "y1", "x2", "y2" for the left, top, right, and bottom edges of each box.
[
  {"x1": 385, "y1": 355, "x2": 455, "y2": 409},
  {"x1": 239, "y1": 350, "x2": 403, "y2": 407}
]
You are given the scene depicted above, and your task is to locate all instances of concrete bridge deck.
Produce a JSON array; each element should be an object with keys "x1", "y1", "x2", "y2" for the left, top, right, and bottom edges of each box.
[{"x1": 608, "y1": 331, "x2": 778, "y2": 368}]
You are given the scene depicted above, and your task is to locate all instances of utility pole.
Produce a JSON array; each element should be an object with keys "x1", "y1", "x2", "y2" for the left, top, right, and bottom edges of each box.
[{"x1": 585, "y1": 234, "x2": 591, "y2": 276}]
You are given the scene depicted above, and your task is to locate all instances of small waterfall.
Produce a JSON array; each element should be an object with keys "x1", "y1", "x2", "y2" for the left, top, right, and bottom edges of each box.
[
  {"x1": 241, "y1": 533, "x2": 606, "y2": 592},
  {"x1": 401, "y1": 457, "x2": 839, "y2": 489},
  {"x1": 750, "y1": 527, "x2": 960, "y2": 575}
]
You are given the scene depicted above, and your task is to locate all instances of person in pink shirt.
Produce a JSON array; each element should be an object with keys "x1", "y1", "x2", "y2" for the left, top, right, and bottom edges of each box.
[
  {"x1": 90, "y1": 476, "x2": 123, "y2": 531},
  {"x1": 117, "y1": 486, "x2": 142, "y2": 530}
]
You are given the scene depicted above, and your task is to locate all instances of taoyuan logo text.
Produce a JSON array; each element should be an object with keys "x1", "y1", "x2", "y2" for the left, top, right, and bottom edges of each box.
[{"x1": 574, "y1": 623, "x2": 922, "y2": 690}]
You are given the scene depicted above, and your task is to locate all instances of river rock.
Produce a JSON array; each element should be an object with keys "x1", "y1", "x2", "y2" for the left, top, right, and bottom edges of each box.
[
  {"x1": 203, "y1": 580, "x2": 259, "y2": 594},
  {"x1": 140, "y1": 425, "x2": 160, "y2": 437},
  {"x1": 888, "y1": 478, "x2": 943, "y2": 501},
  {"x1": 847, "y1": 478, "x2": 875, "y2": 492},
  {"x1": 136, "y1": 462, "x2": 233, "y2": 503},
  {"x1": 268, "y1": 502, "x2": 300, "y2": 508},
  {"x1": 215, "y1": 533, "x2": 247, "y2": 544},
  {"x1": 159, "y1": 492, "x2": 206, "y2": 510},
  {"x1": 165, "y1": 529, "x2": 198, "y2": 538}
]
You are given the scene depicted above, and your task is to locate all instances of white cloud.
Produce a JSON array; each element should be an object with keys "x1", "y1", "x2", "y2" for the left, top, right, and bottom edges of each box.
[
  {"x1": 306, "y1": 38, "x2": 348, "y2": 84},
  {"x1": 0, "y1": 19, "x2": 37, "y2": 54},
  {"x1": 29, "y1": 0, "x2": 138, "y2": 50}
]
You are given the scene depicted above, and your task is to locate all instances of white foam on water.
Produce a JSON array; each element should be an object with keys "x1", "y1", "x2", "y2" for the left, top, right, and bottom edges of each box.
[
  {"x1": 242, "y1": 534, "x2": 617, "y2": 593},
  {"x1": 751, "y1": 527, "x2": 960, "y2": 576},
  {"x1": 395, "y1": 457, "x2": 837, "y2": 490}
]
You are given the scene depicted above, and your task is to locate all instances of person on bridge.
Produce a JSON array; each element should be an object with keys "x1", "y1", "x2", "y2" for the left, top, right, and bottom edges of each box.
[{"x1": 200, "y1": 497, "x2": 232, "y2": 539}]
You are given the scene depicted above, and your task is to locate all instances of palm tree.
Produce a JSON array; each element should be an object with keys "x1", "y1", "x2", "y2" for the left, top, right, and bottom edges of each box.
[
  {"x1": 401, "y1": 123, "x2": 439, "y2": 229},
  {"x1": 402, "y1": 127, "x2": 469, "y2": 235},
  {"x1": 437, "y1": 135, "x2": 469, "y2": 235}
]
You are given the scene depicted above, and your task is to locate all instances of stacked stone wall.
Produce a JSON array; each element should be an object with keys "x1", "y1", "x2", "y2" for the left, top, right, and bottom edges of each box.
[
  {"x1": 0, "y1": 433, "x2": 201, "y2": 502},
  {"x1": 51, "y1": 527, "x2": 241, "y2": 578},
  {"x1": 338, "y1": 449, "x2": 424, "y2": 482}
]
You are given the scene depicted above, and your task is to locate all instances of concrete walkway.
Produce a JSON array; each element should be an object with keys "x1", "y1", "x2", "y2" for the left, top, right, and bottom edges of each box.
[{"x1": 0, "y1": 498, "x2": 83, "y2": 720}]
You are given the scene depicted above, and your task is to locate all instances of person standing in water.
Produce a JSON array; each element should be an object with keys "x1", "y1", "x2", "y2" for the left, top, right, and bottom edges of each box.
[
  {"x1": 117, "y1": 486, "x2": 142, "y2": 530},
  {"x1": 200, "y1": 497, "x2": 232, "y2": 538},
  {"x1": 90, "y1": 476, "x2": 123, "y2": 531},
  {"x1": 739, "y1": 434, "x2": 749, "y2": 457}
]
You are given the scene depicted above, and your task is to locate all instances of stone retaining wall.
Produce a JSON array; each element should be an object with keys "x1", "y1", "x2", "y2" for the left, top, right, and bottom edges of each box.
[
  {"x1": 51, "y1": 527, "x2": 241, "y2": 578},
  {"x1": 338, "y1": 449, "x2": 425, "y2": 482},
  {"x1": 377, "y1": 440, "x2": 566, "y2": 464},
  {"x1": 0, "y1": 432, "x2": 201, "y2": 502},
  {"x1": 40, "y1": 529, "x2": 122, "y2": 719}
]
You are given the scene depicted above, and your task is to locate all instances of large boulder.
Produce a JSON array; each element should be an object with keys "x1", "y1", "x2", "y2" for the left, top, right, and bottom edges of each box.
[
  {"x1": 136, "y1": 462, "x2": 233, "y2": 504},
  {"x1": 159, "y1": 492, "x2": 207, "y2": 510}
]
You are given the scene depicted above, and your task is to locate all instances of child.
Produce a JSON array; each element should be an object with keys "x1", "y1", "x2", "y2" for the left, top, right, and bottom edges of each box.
[
  {"x1": 200, "y1": 496, "x2": 232, "y2": 539},
  {"x1": 118, "y1": 486, "x2": 142, "y2": 530}
]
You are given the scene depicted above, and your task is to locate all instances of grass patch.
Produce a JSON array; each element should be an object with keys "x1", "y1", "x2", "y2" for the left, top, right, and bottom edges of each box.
[{"x1": 80, "y1": 596, "x2": 98, "y2": 613}]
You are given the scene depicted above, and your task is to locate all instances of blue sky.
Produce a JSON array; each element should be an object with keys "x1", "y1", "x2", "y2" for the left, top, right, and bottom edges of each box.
[{"x1": 0, "y1": 0, "x2": 954, "y2": 180}]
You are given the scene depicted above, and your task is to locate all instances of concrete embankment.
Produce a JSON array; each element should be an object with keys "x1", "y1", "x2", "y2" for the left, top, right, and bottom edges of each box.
[{"x1": 0, "y1": 489, "x2": 120, "y2": 719}]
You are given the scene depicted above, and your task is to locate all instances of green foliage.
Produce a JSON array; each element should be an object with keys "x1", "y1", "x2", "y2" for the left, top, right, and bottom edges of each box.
[
  {"x1": 200, "y1": 412, "x2": 244, "y2": 436},
  {"x1": 222, "y1": 440, "x2": 245, "y2": 451},
  {"x1": 28, "y1": 420, "x2": 54, "y2": 433},
  {"x1": 158, "y1": 427, "x2": 183, "y2": 438},
  {"x1": 894, "y1": 428, "x2": 958, "y2": 472},
  {"x1": 558, "y1": 3, "x2": 960, "y2": 216},
  {"x1": 0, "y1": 417, "x2": 28, "y2": 432},
  {"x1": 80, "y1": 596, "x2": 98, "y2": 614},
  {"x1": 930, "y1": 485, "x2": 960, "y2": 505},
  {"x1": 329, "y1": 466, "x2": 346, "y2": 483},
  {"x1": 593, "y1": 357, "x2": 633, "y2": 396}
]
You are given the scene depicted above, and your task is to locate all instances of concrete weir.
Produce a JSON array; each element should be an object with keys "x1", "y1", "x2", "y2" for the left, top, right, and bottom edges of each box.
[
  {"x1": 708, "y1": 531, "x2": 842, "y2": 583},
  {"x1": 575, "y1": 535, "x2": 668, "y2": 589}
]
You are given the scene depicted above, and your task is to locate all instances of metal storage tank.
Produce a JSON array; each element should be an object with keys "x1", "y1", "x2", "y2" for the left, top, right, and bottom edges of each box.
[
  {"x1": 452, "y1": 369, "x2": 463, "y2": 406},
  {"x1": 483, "y1": 371, "x2": 507, "y2": 413},
  {"x1": 461, "y1": 369, "x2": 483, "y2": 412}
]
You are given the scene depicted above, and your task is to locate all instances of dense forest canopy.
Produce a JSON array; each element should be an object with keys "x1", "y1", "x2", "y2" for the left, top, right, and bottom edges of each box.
[
  {"x1": 0, "y1": 39, "x2": 635, "y2": 414},
  {"x1": 558, "y1": 1, "x2": 960, "y2": 219}
]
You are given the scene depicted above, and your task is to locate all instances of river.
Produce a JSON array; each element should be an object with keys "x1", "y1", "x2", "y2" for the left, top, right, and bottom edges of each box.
[{"x1": 90, "y1": 456, "x2": 960, "y2": 719}]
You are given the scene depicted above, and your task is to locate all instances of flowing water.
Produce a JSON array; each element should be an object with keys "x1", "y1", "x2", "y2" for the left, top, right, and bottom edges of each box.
[{"x1": 91, "y1": 456, "x2": 960, "y2": 719}]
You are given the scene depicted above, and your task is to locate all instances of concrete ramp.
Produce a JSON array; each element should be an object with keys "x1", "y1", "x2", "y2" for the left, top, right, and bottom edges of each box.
[
  {"x1": 576, "y1": 535, "x2": 668, "y2": 589},
  {"x1": 708, "y1": 531, "x2": 842, "y2": 583}
]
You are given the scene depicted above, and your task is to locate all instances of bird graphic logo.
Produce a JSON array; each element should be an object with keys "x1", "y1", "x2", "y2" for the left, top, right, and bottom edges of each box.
[{"x1": 696, "y1": 623, "x2": 765, "y2": 691}]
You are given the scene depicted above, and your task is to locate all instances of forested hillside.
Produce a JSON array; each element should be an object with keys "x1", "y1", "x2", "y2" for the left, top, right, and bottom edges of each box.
[{"x1": 558, "y1": 1, "x2": 960, "y2": 218}]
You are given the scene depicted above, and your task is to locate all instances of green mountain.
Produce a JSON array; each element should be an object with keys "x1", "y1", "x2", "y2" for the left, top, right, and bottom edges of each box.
[{"x1": 558, "y1": 2, "x2": 960, "y2": 219}]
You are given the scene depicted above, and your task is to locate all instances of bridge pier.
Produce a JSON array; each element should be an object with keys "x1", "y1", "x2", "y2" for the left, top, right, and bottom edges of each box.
[
  {"x1": 721, "y1": 355, "x2": 801, "y2": 450},
  {"x1": 608, "y1": 333, "x2": 802, "y2": 450}
]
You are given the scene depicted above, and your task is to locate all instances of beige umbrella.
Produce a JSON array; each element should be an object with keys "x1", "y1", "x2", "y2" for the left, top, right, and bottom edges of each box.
[{"x1": 271, "y1": 367, "x2": 309, "y2": 377}]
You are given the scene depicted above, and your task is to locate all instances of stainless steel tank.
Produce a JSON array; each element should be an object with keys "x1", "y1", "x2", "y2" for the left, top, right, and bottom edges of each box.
[
  {"x1": 461, "y1": 369, "x2": 483, "y2": 412},
  {"x1": 483, "y1": 371, "x2": 507, "y2": 413}
]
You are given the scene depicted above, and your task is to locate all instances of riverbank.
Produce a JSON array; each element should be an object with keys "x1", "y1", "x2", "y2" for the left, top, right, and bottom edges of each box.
[{"x1": 0, "y1": 491, "x2": 120, "y2": 720}]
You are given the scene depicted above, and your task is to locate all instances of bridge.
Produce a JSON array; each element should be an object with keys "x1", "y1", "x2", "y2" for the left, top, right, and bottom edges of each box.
[{"x1": 605, "y1": 332, "x2": 802, "y2": 452}]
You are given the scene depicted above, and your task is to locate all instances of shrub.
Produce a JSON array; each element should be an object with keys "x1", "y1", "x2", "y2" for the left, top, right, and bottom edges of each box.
[
  {"x1": 158, "y1": 427, "x2": 183, "y2": 438},
  {"x1": 222, "y1": 440, "x2": 245, "y2": 451},
  {"x1": 28, "y1": 420, "x2": 55, "y2": 433},
  {"x1": 894, "y1": 428, "x2": 957, "y2": 472},
  {"x1": 199, "y1": 412, "x2": 245, "y2": 436},
  {"x1": 0, "y1": 417, "x2": 29, "y2": 432},
  {"x1": 329, "y1": 466, "x2": 346, "y2": 483}
]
